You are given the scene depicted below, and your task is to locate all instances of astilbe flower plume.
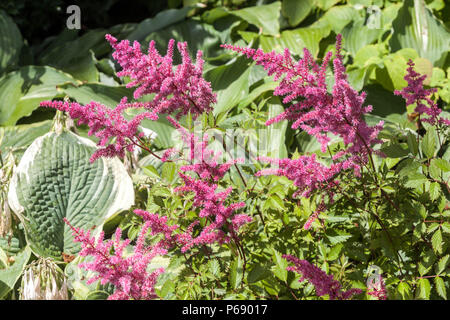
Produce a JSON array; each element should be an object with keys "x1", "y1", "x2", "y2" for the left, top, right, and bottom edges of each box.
[
  {"x1": 40, "y1": 99, "x2": 153, "y2": 162},
  {"x1": 394, "y1": 59, "x2": 450, "y2": 126},
  {"x1": 223, "y1": 34, "x2": 384, "y2": 171},
  {"x1": 284, "y1": 254, "x2": 363, "y2": 300},
  {"x1": 224, "y1": 35, "x2": 384, "y2": 228},
  {"x1": 64, "y1": 218, "x2": 165, "y2": 300},
  {"x1": 106, "y1": 34, "x2": 216, "y2": 120},
  {"x1": 163, "y1": 117, "x2": 251, "y2": 252}
]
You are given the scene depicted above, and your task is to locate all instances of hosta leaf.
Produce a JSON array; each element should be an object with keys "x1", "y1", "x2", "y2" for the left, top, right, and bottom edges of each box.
[
  {"x1": 8, "y1": 130, "x2": 134, "y2": 259},
  {"x1": 0, "y1": 66, "x2": 75, "y2": 126},
  {"x1": 231, "y1": 2, "x2": 281, "y2": 36},
  {"x1": 126, "y1": 7, "x2": 191, "y2": 43},
  {"x1": 206, "y1": 56, "x2": 251, "y2": 116},
  {"x1": 0, "y1": 10, "x2": 23, "y2": 76},
  {"x1": 0, "y1": 120, "x2": 52, "y2": 160},
  {"x1": 0, "y1": 246, "x2": 31, "y2": 299},
  {"x1": 60, "y1": 83, "x2": 133, "y2": 108},
  {"x1": 281, "y1": 0, "x2": 314, "y2": 27},
  {"x1": 253, "y1": 27, "x2": 331, "y2": 57},
  {"x1": 389, "y1": 0, "x2": 450, "y2": 67}
]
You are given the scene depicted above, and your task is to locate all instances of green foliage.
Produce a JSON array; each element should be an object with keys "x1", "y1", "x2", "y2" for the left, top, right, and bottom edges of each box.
[{"x1": 0, "y1": 0, "x2": 449, "y2": 301}]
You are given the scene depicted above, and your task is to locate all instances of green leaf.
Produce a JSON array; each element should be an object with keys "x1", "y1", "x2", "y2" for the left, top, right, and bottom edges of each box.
[
  {"x1": 247, "y1": 265, "x2": 271, "y2": 283},
  {"x1": 437, "y1": 254, "x2": 449, "y2": 274},
  {"x1": 7, "y1": 131, "x2": 135, "y2": 259},
  {"x1": 406, "y1": 131, "x2": 419, "y2": 156},
  {"x1": 255, "y1": 27, "x2": 331, "y2": 57},
  {"x1": 381, "y1": 143, "x2": 410, "y2": 158},
  {"x1": 397, "y1": 282, "x2": 412, "y2": 299},
  {"x1": 341, "y1": 20, "x2": 382, "y2": 57},
  {"x1": 389, "y1": 0, "x2": 450, "y2": 67},
  {"x1": 86, "y1": 290, "x2": 110, "y2": 300},
  {"x1": 0, "y1": 120, "x2": 52, "y2": 160},
  {"x1": 0, "y1": 247, "x2": 31, "y2": 299},
  {"x1": 432, "y1": 158, "x2": 450, "y2": 172},
  {"x1": 431, "y1": 229, "x2": 443, "y2": 254},
  {"x1": 127, "y1": 7, "x2": 191, "y2": 42},
  {"x1": 271, "y1": 248, "x2": 288, "y2": 282},
  {"x1": 281, "y1": 0, "x2": 314, "y2": 27},
  {"x1": 318, "y1": 5, "x2": 358, "y2": 33},
  {"x1": 422, "y1": 127, "x2": 437, "y2": 159},
  {"x1": 206, "y1": 57, "x2": 251, "y2": 116},
  {"x1": 144, "y1": 20, "x2": 227, "y2": 62},
  {"x1": 0, "y1": 66, "x2": 75, "y2": 126},
  {"x1": 0, "y1": 10, "x2": 23, "y2": 76},
  {"x1": 209, "y1": 259, "x2": 220, "y2": 277},
  {"x1": 327, "y1": 244, "x2": 343, "y2": 261},
  {"x1": 417, "y1": 278, "x2": 431, "y2": 299},
  {"x1": 232, "y1": 2, "x2": 281, "y2": 36},
  {"x1": 60, "y1": 83, "x2": 133, "y2": 108},
  {"x1": 229, "y1": 256, "x2": 243, "y2": 290},
  {"x1": 429, "y1": 182, "x2": 441, "y2": 201},
  {"x1": 316, "y1": 0, "x2": 341, "y2": 10},
  {"x1": 434, "y1": 276, "x2": 446, "y2": 299}
]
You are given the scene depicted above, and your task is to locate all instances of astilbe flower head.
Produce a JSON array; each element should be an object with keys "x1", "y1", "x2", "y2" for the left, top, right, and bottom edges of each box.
[
  {"x1": 284, "y1": 254, "x2": 363, "y2": 300},
  {"x1": 106, "y1": 34, "x2": 216, "y2": 120},
  {"x1": 162, "y1": 117, "x2": 251, "y2": 252},
  {"x1": 223, "y1": 34, "x2": 384, "y2": 173},
  {"x1": 64, "y1": 218, "x2": 165, "y2": 300},
  {"x1": 394, "y1": 59, "x2": 450, "y2": 126},
  {"x1": 40, "y1": 98, "x2": 153, "y2": 162}
]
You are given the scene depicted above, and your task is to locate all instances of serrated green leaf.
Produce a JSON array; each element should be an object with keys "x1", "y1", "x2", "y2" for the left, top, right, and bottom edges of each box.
[
  {"x1": 431, "y1": 229, "x2": 443, "y2": 254},
  {"x1": 229, "y1": 256, "x2": 243, "y2": 290},
  {"x1": 247, "y1": 265, "x2": 271, "y2": 284},
  {"x1": 422, "y1": 127, "x2": 437, "y2": 159},
  {"x1": 434, "y1": 276, "x2": 447, "y2": 299},
  {"x1": 417, "y1": 278, "x2": 431, "y2": 299},
  {"x1": 437, "y1": 255, "x2": 449, "y2": 274},
  {"x1": 271, "y1": 248, "x2": 288, "y2": 282}
]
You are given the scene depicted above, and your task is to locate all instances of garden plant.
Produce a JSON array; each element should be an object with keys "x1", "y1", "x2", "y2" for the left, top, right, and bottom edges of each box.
[{"x1": 0, "y1": 0, "x2": 449, "y2": 301}]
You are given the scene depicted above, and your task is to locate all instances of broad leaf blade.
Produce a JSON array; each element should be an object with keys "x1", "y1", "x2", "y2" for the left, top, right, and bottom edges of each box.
[{"x1": 8, "y1": 131, "x2": 134, "y2": 259}]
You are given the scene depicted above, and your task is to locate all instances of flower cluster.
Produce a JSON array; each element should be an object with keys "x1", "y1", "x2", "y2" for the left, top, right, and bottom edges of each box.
[
  {"x1": 163, "y1": 117, "x2": 251, "y2": 252},
  {"x1": 40, "y1": 99, "x2": 153, "y2": 162},
  {"x1": 284, "y1": 254, "x2": 363, "y2": 300},
  {"x1": 224, "y1": 35, "x2": 384, "y2": 227},
  {"x1": 20, "y1": 258, "x2": 68, "y2": 300},
  {"x1": 64, "y1": 218, "x2": 165, "y2": 300},
  {"x1": 394, "y1": 59, "x2": 450, "y2": 126},
  {"x1": 106, "y1": 34, "x2": 216, "y2": 120},
  {"x1": 223, "y1": 35, "x2": 384, "y2": 172}
]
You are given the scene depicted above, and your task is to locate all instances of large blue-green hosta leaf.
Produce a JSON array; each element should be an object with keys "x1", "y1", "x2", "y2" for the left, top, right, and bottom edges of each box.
[
  {"x1": 8, "y1": 131, "x2": 134, "y2": 259},
  {"x1": 389, "y1": 0, "x2": 450, "y2": 67},
  {"x1": 0, "y1": 246, "x2": 31, "y2": 299},
  {"x1": 0, "y1": 10, "x2": 22, "y2": 76},
  {"x1": 0, "y1": 66, "x2": 75, "y2": 126}
]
